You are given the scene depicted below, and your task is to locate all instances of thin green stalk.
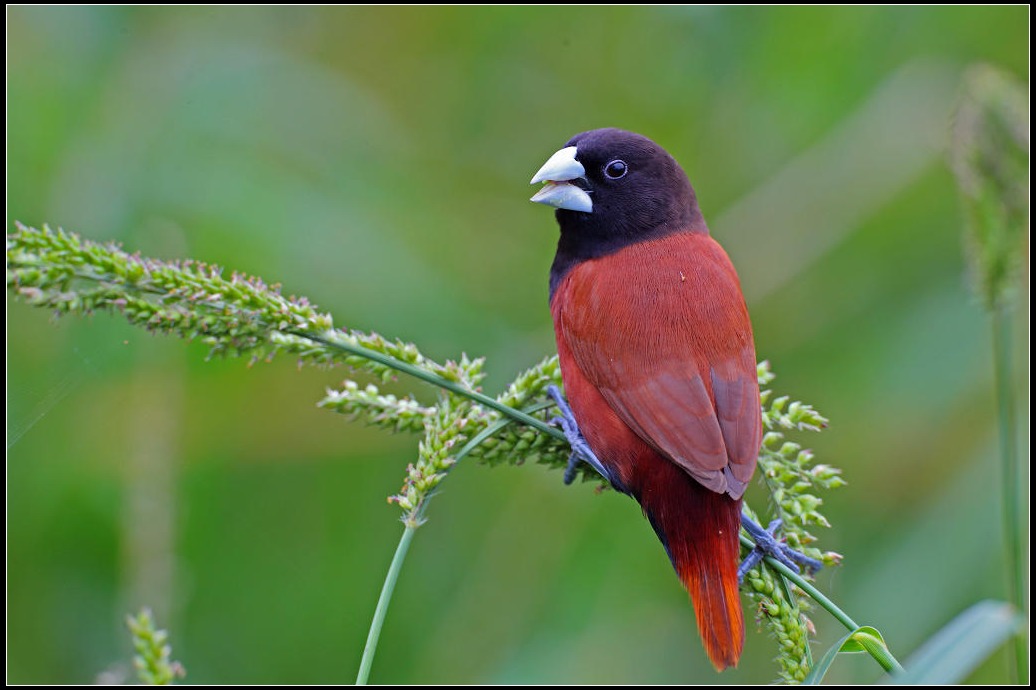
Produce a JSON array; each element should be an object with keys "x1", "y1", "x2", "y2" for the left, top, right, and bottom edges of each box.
[
  {"x1": 742, "y1": 534, "x2": 905, "y2": 675},
  {"x1": 356, "y1": 525, "x2": 417, "y2": 685},
  {"x1": 300, "y1": 331, "x2": 564, "y2": 441},
  {"x1": 992, "y1": 306, "x2": 1026, "y2": 684},
  {"x1": 355, "y1": 413, "x2": 527, "y2": 684}
]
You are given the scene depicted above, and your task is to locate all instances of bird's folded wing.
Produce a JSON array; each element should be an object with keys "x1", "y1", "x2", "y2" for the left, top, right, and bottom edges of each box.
[{"x1": 556, "y1": 239, "x2": 760, "y2": 498}]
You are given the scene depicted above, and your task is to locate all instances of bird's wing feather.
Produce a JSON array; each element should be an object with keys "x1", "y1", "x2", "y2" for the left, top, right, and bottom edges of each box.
[{"x1": 554, "y1": 233, "x2": 760, "y2": 497}]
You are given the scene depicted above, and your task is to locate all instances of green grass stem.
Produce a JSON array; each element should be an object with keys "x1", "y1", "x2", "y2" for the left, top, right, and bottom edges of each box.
[
  {"x1": 992, "y1": 306, "x2": 1027, "y2": 683},
  {"x1": 355, "y1": 525, "x2": 417, "y2": 685}
]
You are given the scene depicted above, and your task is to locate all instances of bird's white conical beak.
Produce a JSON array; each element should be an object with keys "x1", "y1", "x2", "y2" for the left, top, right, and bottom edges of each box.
[{"x1": 529, "y1": 146, "x2": 592, "y2": 213}]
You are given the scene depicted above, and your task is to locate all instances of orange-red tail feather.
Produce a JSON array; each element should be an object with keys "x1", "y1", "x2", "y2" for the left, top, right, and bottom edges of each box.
[{"x1": 638, "y1": 459, "x2": 744, "y2": 670}]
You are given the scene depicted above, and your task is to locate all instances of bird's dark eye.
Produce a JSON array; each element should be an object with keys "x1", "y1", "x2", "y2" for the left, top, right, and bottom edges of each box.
[{"x1": 604, "y1": 159, "x2": 628, "y2": 180}]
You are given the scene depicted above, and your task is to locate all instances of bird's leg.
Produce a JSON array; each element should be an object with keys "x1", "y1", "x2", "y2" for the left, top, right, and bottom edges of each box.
[
  {"x1": 737, "y1": 515, "x2": 824, "y2": 583},
  {"x1": 546, "y1": 385, "x2": 611, "y2": 485}
]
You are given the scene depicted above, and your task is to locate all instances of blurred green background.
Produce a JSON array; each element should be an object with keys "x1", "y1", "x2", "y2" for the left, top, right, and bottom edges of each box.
[{"x1": 7, "y1": 6, "x2": 1029, "y2": 684}]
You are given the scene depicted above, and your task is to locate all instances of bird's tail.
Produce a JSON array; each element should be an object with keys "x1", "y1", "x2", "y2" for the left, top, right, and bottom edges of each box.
[{"x1": 640, "y1": 461, "x2": 744, "y2": 671}]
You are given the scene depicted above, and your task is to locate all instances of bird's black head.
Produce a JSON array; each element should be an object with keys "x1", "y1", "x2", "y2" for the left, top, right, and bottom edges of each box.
[{"x1": 530, "y1": 128, "x2": 706, "y2": 296}]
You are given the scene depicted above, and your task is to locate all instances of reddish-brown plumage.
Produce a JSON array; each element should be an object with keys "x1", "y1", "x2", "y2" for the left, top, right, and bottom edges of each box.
[{"x1": 551, "y1": 233, "x2": 759, "y2": 670}]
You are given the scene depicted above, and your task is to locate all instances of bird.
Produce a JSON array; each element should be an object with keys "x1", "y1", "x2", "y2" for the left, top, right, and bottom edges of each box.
[{"x1": 530, "y1": 128, "x2": 761, "y2": 670}]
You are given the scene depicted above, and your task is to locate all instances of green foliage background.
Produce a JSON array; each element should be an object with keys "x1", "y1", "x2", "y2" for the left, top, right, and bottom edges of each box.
[{"x1": 6, "y1": 6, "x2": 1028, "y2": 684}]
